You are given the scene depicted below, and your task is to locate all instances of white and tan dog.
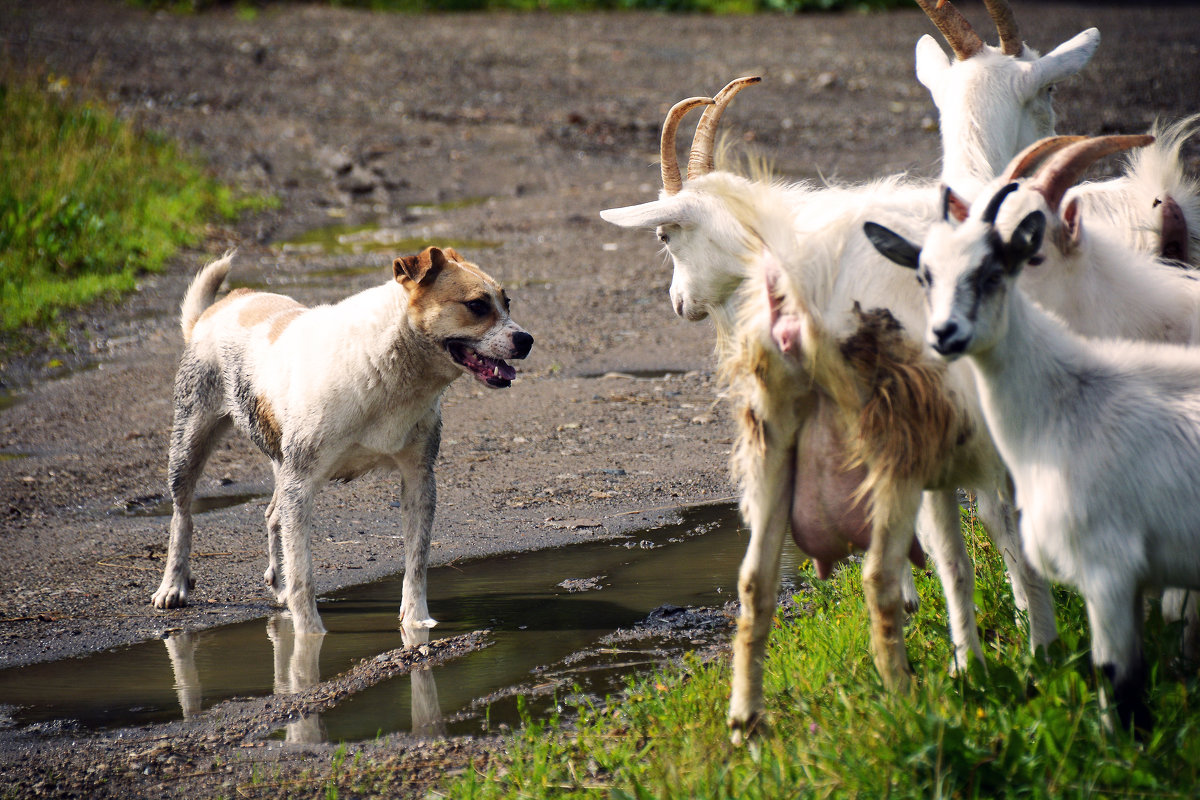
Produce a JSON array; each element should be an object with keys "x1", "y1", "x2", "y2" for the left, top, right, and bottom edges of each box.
[{"x1": 151, "y1": 246, "x2": 533, "y2": 634}]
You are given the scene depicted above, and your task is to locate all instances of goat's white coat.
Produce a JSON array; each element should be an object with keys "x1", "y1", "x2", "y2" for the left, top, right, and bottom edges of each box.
[
  {"x1": 915, "y1": 29, "x2": 1101, "y2": 191},
  {"x1": 914, "y1": 214, "x2": 1200, "y2": 721}
]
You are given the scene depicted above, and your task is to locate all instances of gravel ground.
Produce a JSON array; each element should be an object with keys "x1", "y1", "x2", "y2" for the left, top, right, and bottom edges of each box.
[{"x1": 0, "y1": 1, "x2": 1198, "y2": 797}]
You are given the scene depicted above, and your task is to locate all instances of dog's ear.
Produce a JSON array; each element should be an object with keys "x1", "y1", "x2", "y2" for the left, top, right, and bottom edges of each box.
[
  {"x1": 441, "y1": 247, "x2": 463, "y2": 263},
  {"x1": 394, "y1": 246, "x2": 449, "y2": 287}
]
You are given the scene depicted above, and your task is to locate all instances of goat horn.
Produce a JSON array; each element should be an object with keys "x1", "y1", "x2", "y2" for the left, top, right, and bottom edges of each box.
[
  {"x1": 982, "y1": 0, "x2": 1022, "y2": 56},
  {"x1": 981, "y1": 182, "x2": 1020, "y2": 225},
  {"x1": 1030, "y1": 134, "x2": 1156, "y2": 213},
  {"x1": 686, "y1": 75, "x2": 762, "y2": 181},
  {"x1": 660, "y1": 96, "x2": 715, "y2": 196},
  {"x1": 1001, "y1": 135, "x2": 1087, "y2": 182},
  {"x1": 916, "y1": 0, "x2": 984, "y2": 61}
]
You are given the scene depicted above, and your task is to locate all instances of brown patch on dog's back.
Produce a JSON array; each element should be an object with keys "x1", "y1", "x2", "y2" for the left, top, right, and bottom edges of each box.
[
  {"x1": 267, "y1": 308, "x2": 305, "y2": 343},
  {"x1": 238, "y1": 294, "x2": 306, "y2": 331},
  {"x1": 197, "y1": 287, "x2": 254, "y2": 326}
]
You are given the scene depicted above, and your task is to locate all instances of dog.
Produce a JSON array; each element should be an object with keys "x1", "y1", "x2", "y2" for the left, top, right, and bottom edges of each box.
[{"x1": 151, "y1": 246, "x2": 533, "y2": 634}]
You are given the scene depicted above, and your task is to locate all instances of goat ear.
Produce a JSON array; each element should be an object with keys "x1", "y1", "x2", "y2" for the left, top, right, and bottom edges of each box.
[
  {"x1": 914, "y1": 35, "x2": 952, "y2": 94},
  {"x1": 863, "y1": 222, "x2": 921, "y2": 270},
  {"x1": 942, "y1": 184, "x2": 970, "y2": 224},
  {"x1": 1006, "y1": 211, "x2": 1046, "y2": 272},
  {"x1": 599, "y1": 197, "x2": 689, "y2": 230},
  {"x1": 1061, "y1": 197, "x2": 1083, "y2": 248},
  {"x1": 1030, "y1": 28, "x2": 1100, "y2": 89}
]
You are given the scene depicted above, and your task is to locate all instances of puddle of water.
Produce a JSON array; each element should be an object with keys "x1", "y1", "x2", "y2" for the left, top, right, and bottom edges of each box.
[
  {"x1": 274, "y1": 223, "x2": 501, "y2": 258},
  {"x1": 0, "y1": 503, "x2": 806, "y2": 743},
  {"x1": 117, "y1": 491, "x2": 270, "y2": 518}
]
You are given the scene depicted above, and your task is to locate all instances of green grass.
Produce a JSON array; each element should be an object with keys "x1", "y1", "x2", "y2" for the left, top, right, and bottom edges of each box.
[
  {"x1": 431, "y1": 507, "x2": 1200, "y2": 799},
  {"x1": 0, "y1": 73, "x2": 271, "y2": 342}
]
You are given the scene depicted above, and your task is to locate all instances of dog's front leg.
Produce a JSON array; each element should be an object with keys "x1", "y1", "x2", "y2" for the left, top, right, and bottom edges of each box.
[
  {"x1": 276, "y1": 470, "x2": 325, "y2": 635},
  {"x1": 397, "y1": 415, "x2": 441, "y2": 631}
]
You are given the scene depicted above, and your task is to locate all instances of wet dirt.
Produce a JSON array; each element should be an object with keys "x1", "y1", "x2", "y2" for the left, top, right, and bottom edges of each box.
[{"x1": 1, "y1": 1, "x2": 1199, "y2": 797}]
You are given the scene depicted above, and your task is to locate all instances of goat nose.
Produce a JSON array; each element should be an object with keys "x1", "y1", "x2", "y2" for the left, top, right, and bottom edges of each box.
[
  {"x1": 512, "y1": 331, "x2": 533, "y2": 359},
  {"x1": 933, "y1": 320, "x2": 958, "y2": 345}
]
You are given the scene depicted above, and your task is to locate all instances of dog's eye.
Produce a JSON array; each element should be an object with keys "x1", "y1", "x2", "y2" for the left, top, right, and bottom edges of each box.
[
  {"x1": 464, "y1": 299, "x2": 491, "y2": 316},
  {"x1": 657, "y1": 231, "x2": 670, "y2": 245}
]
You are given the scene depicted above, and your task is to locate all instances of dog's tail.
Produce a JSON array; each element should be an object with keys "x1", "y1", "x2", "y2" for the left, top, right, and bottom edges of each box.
[{"x1": 180, "y1": 250, "x2": 235, "y2": 342}]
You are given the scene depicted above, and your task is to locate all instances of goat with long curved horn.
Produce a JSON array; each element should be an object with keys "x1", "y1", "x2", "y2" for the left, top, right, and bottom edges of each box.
[
  {"x1": 916, "y1": 0, "x2": 983, "y2": 61},
  {"x1": 1028, "y1": 135, "x2": 1156, "y2": 213},
  {"x1": 686, "y1": 75, "x2": 762, "y2": 181},
  {"x1": 1000, "y1": 135, "x2": 1087, "y2": 183},
  {"x1": 981, "y1": 0, "x2": 1023, "y2": 56},
  {"x1": 660, "y1": 97, "x2": 714, "y2": 196}
]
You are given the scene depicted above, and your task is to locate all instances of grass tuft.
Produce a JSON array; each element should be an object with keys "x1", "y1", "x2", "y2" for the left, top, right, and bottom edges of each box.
[
  {"x1": 0, "y1": 72, "x2": 271, "y2": 342},
  {"x1": 434, "y1": 506, "x2": 1200, "y2": 799}
]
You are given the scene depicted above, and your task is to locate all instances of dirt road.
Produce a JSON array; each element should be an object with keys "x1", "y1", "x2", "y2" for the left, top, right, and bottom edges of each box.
[{"x1": 1, "y1": 1, "x2": 1198, "y2": 797}]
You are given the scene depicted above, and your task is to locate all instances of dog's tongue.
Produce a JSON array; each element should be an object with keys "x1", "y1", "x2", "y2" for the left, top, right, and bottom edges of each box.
[{"x1": 483, "y1": 359, "x2": 516, "y2": 387}]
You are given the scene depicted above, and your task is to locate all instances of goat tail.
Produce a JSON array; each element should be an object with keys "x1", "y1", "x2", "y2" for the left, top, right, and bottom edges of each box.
[
  {"x1": 1122, "y1": 113, "x2": 1200, "y2": 263},
  {"x1": 180, "y1": 250, "x2": 235, "y2": 341}
]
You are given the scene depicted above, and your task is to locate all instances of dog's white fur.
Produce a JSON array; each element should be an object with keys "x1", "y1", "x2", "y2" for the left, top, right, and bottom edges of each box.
[{"x1": 151, "y1": 247, "x2": 532, "y2": 635}]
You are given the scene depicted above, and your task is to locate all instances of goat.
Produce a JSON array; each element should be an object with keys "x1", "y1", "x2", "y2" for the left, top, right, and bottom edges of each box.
[
  {"x1": 915, "y1": 0, "x2": 1199, "y2": 264},
  {"x1": 864, "y1": 145, "x2": 1200, "y2": 730},
  {"x1": 603, "y1": 81, "x2": 1062, "y2": 742},
  {"x1": 913, "y1": 0, "x2": 1099, "y2": 192}
]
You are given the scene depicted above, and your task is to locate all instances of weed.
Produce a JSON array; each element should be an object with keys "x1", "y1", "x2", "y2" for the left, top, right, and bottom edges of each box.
[
  {"x1": 0, "y1": 72, "x2": 272, "y2": 346},
  {"x1": 433, "y1": 507, "x2": 1200, "y2": 799}
]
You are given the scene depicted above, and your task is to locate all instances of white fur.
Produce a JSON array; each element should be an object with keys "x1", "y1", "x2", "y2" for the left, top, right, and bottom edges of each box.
[
  {"x1": 915, "y1": 29, "x2": 1100, "y2": 191},
  {"x1": 152, "y1": 250, "x2": 531, "y2": 635},
  {"x1": 906, "y1": 206, "x2": 1200, "y2": 726}
]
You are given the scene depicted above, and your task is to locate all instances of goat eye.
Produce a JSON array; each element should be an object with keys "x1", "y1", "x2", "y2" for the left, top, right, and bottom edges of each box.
[{"x1": 464, "y1": 299, "x2": 491, "y2": 316}]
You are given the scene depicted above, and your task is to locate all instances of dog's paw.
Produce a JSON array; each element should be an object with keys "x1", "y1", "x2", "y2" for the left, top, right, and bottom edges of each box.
[
  {"x1": 151, "y1": 584, "x2": 189, "y2": 609},
  {"x1": 263, "y1": 567, "x2": 286, "y2": 603}
]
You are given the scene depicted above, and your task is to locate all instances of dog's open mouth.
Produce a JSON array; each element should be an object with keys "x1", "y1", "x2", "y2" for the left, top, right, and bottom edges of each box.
[{"x1": 447, "y1": 341, "x2": 517, "y2": 388}]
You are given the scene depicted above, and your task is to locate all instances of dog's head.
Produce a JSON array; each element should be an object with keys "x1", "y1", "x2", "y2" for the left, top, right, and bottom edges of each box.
[{"x1": 394, "y1": 246, "x2": 533, "y2": 388}]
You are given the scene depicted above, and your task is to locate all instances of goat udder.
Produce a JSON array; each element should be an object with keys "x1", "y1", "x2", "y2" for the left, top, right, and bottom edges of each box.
[{"x1": 790, "y1": 405, "x2": 925, "y2": 578}]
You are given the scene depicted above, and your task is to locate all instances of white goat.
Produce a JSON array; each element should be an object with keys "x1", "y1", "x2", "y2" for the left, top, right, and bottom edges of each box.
[
  {"x1": 864, "y1": 149, "x2": 1200, "y2": 730},
  {"x1": 603, "y1": 98, "x2": 1199, "y2": 743},
  {"x1": 916, "y1": 0, "x2": 1199, "y2": 264},
  {"x1": 603, "y1": 82, "x2": 1063, "y2": 741},
  {"x1": 912, "y1": 0, "x2": 1098, "y2": 192}
]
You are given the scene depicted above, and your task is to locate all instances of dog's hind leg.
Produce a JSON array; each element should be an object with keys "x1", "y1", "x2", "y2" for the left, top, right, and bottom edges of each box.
[
  {"x1": 263, "y1": 472, "x2": 286, "y2": 603},
  {"x1": 152, "y1": 360, "x2": 229, "y2": 610},
  {"x1": 397, "y1": 413, "x2": 441, "y2": 632}
]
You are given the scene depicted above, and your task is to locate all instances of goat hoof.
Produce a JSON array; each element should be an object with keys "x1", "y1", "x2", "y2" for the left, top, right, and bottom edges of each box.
[{"x1": 729, "y1": 712, "x2": 770, "y2": 746}]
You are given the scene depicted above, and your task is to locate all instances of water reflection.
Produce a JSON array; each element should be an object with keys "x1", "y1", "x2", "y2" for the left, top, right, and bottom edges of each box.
[
  {"x1": 160, "y1": 616, "x2": 447, "y2": 744},
  {"x1": 0, "y1": 503, "x2": 804, "y2": 741}
]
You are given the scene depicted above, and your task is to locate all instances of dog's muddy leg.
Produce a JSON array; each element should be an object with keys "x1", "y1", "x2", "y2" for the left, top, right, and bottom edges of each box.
[
  {"x1": 153, "y1": 364, "x2": 229, "y2": 610},
  {"x1": 263, "y1": 476, "x2": 286, "y2": 603},
  {"x1": 276, "y1": 470, "x2": 325, "y2": 634},
  {"x1": 398, "y1": 415, "x2": 441, "y2": 631}
]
